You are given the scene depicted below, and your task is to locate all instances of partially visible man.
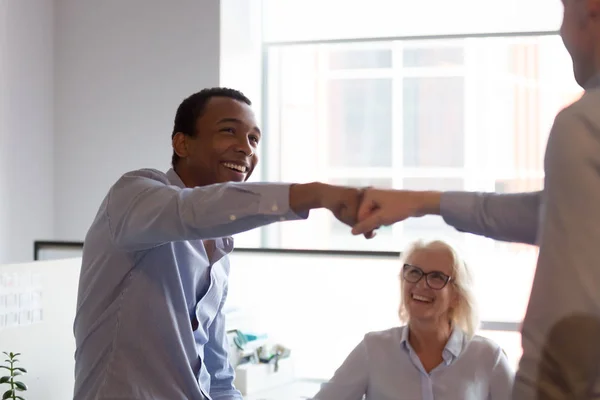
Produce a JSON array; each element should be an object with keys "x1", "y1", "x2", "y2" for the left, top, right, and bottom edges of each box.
[
  {"x1": 352, "y1": 0, "x2": 600, "y2": 398},
  {"x1": 73, "y1": 87, "x2": 369, "y2": 400}
]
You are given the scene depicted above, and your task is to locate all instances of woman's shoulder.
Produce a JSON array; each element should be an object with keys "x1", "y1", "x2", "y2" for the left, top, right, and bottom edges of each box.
[
  {"x1": 356, "y1": 327, "x2": 408, "y2": 362},
  {"x1": 363, "y1": 326, "x2": 407, "y2": 345},
  {"x1": 463, "y1": 333, "x2": 505, "y2": 359}
]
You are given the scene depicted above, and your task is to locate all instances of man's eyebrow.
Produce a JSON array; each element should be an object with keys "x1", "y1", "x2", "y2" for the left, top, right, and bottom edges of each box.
[{"x1": 217, "y1": 118, "x2": 261, "y2": 135}]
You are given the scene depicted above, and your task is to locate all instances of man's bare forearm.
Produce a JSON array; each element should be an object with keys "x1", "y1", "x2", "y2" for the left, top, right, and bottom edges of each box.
[
  {"x1": 414, "y1": 191, "x2": 442, "y2": 217},
  {"x1": 289, "y1": 182, "x2": 325, "y2": 214}
]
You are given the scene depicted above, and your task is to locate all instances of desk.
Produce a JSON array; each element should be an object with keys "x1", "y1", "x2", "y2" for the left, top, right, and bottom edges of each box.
[{"x1": 244, "y1": 379, "x2": 323, "y2": 400}]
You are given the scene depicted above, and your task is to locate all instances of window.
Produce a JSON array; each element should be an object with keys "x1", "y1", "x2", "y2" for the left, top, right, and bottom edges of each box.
[
  {"x1": 327, "y1": 79, "x2": 393, "y2": 168},
  {"x1": 221, "y1": 0, "x2": 583, "y2": 387},
  {"x1": 403, "y1": 76, "x2": 466, "y2": 168},
  {"x1": 328, "y1": 48, "x2": 392, "y2": 70},
  {"x1": 263, "y1": 35, "x2": 581, "y2": 252}
]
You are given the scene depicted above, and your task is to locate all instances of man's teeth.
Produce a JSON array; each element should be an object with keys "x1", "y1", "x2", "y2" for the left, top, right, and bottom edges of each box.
[
  {"x1": 412, "y1": 294, "x2": 433, "y2": 303},
  {"x1": 223, "y1": 162, "x2": 247, "y2": 173}
]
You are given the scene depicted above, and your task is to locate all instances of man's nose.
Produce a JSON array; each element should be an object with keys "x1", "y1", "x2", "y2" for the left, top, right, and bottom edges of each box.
[{"x1": 235, "y1": 137, "x2": 253, "y2": 156}]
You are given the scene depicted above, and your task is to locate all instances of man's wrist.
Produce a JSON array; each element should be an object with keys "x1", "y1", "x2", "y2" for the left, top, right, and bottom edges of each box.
[
  {"x1": 289, "y1": 182, "x2": 325, "y2": 214},
  {"x1": 414, "y1": 191, "x2": 442, "y2": 217}
]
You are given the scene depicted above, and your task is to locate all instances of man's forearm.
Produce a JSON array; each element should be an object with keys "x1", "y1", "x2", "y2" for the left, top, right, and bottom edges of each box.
[
  {"x1": 440, "y1": 191, "x2": 541, "y2": 245},
  {"x1": 289, "y1": 182, "x2": 324, "y2": 214},
  {"x1": 109, "y1": 170, "x2": 312, "y2": 251},
  {"x1": 290, "y1": 182, "x2": 368, "y2": 229},
  {"x1": 414, "y1": 191, "x2": 442, "y2": 217},
  {"x1": 352, "y1": 188, "x2": 540, "y2": 242}
]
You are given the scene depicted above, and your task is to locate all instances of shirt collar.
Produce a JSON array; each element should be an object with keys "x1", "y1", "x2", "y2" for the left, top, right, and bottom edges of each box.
[
  {"x1": 166, "y1": 168, "x2": 185, "y2": 189},
  {"x1": 443, "y1": 327, "x2": 464, "y2": 359},
  {"x1": 400, "y1": 324, "x2": 410, "y2": 344},
  {"x1": 400, "y1": 324, "x2": 465, "y2": 363}
]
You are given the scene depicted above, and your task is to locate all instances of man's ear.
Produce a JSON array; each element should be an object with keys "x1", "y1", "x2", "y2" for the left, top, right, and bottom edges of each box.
[{"x1": 172, "y1": 132, "x2": 189, "y2": 158}]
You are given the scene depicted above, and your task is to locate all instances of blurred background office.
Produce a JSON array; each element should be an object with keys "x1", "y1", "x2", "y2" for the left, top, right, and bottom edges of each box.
[{"x1": 0, "y1": 0, "x2": 582, "y2": 398}]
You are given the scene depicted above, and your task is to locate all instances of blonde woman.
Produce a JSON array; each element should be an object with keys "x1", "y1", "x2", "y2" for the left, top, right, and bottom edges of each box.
[{"x1": 313, "y1": 240, "x2": 514, "y2": 400}]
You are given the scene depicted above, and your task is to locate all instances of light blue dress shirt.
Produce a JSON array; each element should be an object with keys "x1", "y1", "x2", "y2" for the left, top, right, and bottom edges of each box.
[
  {"x1": 73, "y1": 168, "x2": 306, "y2": 400},
  {"x1": 313, "y1": 326, "x2": 514, "y2": 400},
  {"x1": 440, "y1": 74, "x2": 600, "y2": 399}
]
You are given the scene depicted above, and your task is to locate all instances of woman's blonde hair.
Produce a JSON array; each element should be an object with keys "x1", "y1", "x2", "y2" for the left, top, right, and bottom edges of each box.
[{"x1": 398, "y1": 239, "x2": 480, "y2": 338}]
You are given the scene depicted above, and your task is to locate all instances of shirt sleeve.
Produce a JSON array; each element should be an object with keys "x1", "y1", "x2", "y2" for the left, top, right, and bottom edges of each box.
[
  {"x1": 203, "y1": 282, "x2": 243, "y2": 400},
  {"x1": 440, "y1": 191, "x2": 541, "y2": 245},
  {"x1": 515, "y1": 106, "x2": 600, "y2": 398},
  {"x1": 312, "y1": 339, "x2": 369, "y2": 400},
  {"x1": 105, "y1": 169, "x2": 307, "y2": 251},
  {"x1": 489, "y1": 347, "x2": 515, "y2": 400}
]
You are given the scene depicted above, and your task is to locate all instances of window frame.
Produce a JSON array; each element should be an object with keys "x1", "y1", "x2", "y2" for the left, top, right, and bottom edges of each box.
[{"x1": 261, "y1": 31, "x2": 559, "y2": 253}]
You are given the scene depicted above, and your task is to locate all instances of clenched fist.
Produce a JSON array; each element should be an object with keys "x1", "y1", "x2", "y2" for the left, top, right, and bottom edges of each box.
[
  {"x1": 351, "y1": 188, "x2": 442, "y2": 235},
  {"x1": 289, "y1": 182, "x2": 376, "y2": 238}
]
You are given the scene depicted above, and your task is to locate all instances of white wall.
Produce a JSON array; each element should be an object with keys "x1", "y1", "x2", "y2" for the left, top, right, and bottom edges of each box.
[
  {"x1": 0, "y1": 0, "x2": 55, "y2": 264},
  {"x1": 0, "y1": 0, "x2": 223, "y2": 261},
  {"x1": 53, "y1": 0, "x2": 221, "y2": 240}
]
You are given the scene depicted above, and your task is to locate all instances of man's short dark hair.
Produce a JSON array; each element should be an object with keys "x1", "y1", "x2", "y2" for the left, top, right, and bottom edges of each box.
[{"x1": 171, "y1": 87, "x2": 252, "y2": 167}]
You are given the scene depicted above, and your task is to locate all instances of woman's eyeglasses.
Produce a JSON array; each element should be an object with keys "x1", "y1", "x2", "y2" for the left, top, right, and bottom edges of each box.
[{"x1": 402, "y1": 263, "x2": 452, "y2": 290}]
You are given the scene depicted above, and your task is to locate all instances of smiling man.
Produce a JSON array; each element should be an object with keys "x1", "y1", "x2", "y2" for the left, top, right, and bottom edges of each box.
[{"x1": 73, "y1": 87, "x2": 367, "y2": 400}]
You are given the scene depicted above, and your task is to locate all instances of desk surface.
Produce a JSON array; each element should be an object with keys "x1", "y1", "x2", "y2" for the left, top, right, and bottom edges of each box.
[{"x1": 244, "y1": 379, "x2": 322, "y2": 400}]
